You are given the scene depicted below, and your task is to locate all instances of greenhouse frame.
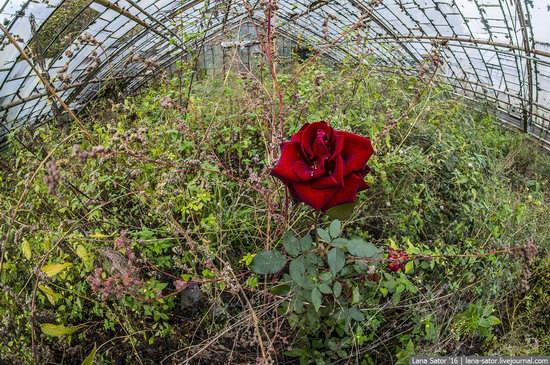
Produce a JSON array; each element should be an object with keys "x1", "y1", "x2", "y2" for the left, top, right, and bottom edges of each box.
[{"x1": 0, "y1": 0, "x2": 549, "y2": 149}]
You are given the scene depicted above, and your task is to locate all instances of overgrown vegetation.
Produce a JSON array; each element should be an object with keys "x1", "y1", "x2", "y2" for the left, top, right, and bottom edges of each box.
[{"x1": 0, "y1": 58, "x2": 549, "y2": 364}]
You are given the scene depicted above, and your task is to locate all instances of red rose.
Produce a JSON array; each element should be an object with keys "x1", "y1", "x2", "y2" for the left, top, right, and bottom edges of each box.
[{"x1": 271, "y1": 121, "x2": 374, "y2": 211}]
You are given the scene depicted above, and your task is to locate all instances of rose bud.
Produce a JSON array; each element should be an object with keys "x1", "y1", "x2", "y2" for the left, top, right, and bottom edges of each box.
[
  {"x1": 271, "y1": 121, "x2": 374, "y2": 211},
  {"x1": 387, "y1": 249, "x2": 409, "y2": 272}
]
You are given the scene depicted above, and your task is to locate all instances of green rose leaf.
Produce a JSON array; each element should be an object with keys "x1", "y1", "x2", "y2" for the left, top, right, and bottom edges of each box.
[
  {"x1": 326, "y1": 203, "x2": 355, "y2": 220},
  {"x1": 331, "y1": 237, "x2": 348, "y2": 249},
  {"x1": 329, "y1": 220, "x2": 342, "y2": 238},
  {"x1": 316, "y1": 228, "x2": 331, "y2": 243},
  {"x1": 299, "y1": 234, "x2": 313, "y2": 252},
  {"x1": 251, "y1": 251, "x2": 287, "y2": 275},
  {"x1": 348, "y1": 307, "x2": 365, "y2": 321},
  {"x1": 318, "y1": 283, "x2": 332, "y2": 294},
  {"x1": 311, "y1": 287, "x2": 322, "y2": 312},
  {"x1": 346, "y1": 238, "x2": 379, "y2": 258},
  {"x1": 282, "y1": 232, "x2": 300, "y2": 257},
  {"x1": 319, "y1": 271, "x2": 332, "y2": 282},
  {"x1": 333, "y1": 281, "x2": 342, "y2": 298},
  {"x1": 289, "y1": 256, "x2": 307, "y2": 287},
  {"x1": 327, "y1": 247, "x2": 346, "y2": 276}
]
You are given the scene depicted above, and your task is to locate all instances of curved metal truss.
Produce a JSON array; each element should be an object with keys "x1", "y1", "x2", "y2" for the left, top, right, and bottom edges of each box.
[{"x1": 1, "y1": 0, "x2": 549, "y2": 149}]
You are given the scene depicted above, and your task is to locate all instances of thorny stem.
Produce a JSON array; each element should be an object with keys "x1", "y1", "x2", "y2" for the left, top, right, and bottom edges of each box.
[
  {"x1": 242, "y1": 0, "x2": 284, "y2": 161},
  {"x1": 265, "y1": 0, "x2": 285, "y2": 142},
  {"x1": 313, "y1": 211, "x2": 322, "y2": 245},
  {"x1": 353, "y1": 246, "x2": 526, "y2": 265}
]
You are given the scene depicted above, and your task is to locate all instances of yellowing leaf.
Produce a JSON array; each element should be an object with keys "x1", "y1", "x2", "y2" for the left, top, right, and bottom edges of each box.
[
  {"x1": 42, "y1": 262, "x2": 72, "y2": 277},
  {"x1": 0, "y1": 263, "x2": 15, "y2": 271},
  {"x1": 405, "y1": 261, "x2": 414, "y2": 273},
  {"x1": 38, "y1": 284, "x2": 62, "y2": 305},
  {"x1": 21, "y1": 239, "x2": 32, "y2": 260},
  {"x1": 89, "y1": 232, "x2": 109, "y2": 238},
  {"x1": 40, "y1": 323, "x2": 83, "y2": 337},
  {"x1": 76, "y1": 245, "x2": 91, "y2": 267},
  {"x1": 81, "y1": 343, "x2": 97, "y2": 365}
]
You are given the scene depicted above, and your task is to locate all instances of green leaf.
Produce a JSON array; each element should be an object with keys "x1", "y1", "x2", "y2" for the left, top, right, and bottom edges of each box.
[
  {"x1": 21, "y1": 239, "x2": 32, "y2": 260},
  {"x1": 316, "y1": 228, "x2": 331, "y2": 243},
  {"x1": 76, "y1": 245, "x2": 92, "y2": 269},
  {"x1": 351, "y1": 286, "x2": 361, "y2": 305},
  {"x1": 304, "y1": 252, "x2": 323, "y2": 268},
  {"x1": 292, "y1": 295, "x2": 304, "y2": 313},
  {"x1": 392, "y1": 291, "x2": 401, "y2": 305},
  {"x1": 478, "y1": 318, "x2": 490, "y2": 328},
  {"x1": 81, "y1": 344, "x2": 97, "y2": 365},
  {"x1": 326, "y1": 203, "x2": 355, "y2": 220},
  {"x1": 250, "y1": 251, "x2": 287, "y2": 275},
  {"x1": 329, "y1": 220, "x2": 342, "y2": 238},
  {"x1": 38, "y1": 284, "x2": 62, "y2": 305},
  {"x1": 40, "y1": 323, "x2": 83, "y2": 337},
  {"x1": 289, "y1": 256, "x2": 307, "y2": 287},
  {"x1": 319, "y1": 271, "x2": 332, "y2": 282},
  {"x1": 282, "y1": 232, "x2": 300, "y2": 257},
  {"x1": 348, "y1": 307, "x2": 365, "y2": 321},
  {"x1": 327, "y1": 248, "x2": 346, "y2": 276},
  {"x1": 318, "y1": 283, "x2": 332, "y2": 294},
  {"x1": 405, "y1": 260, "x2": 414, "y2": 273},
  {"x1": 483, "y1": 304, "x2": 494, "y2": 317},
  {"x1": 0, "y1": 263, "x2": 14, "y2": 271},
  {"x1": 299, "y1": 234, "x2": 313, "y2": 252},
  {"x1": 42, "y1": 262, "x2": 73, "y2": 277},
  {"x1": 331, "y1": 237, "x2": 348, "y2": 249},
  {"x1": 333, "y1": 281, "x2": 342, "y2": 298},
  {"x1": 311, "y1": 288, "x2": 322, "y2": 311},
  {"x1": 487, "y1": 316, "x2": 501, "y2": 325},
  {"x1": 346, "y1": 239, "x2": 379, "y2": 258},
  {"x1": 379, "y1": 287, "x2": 388, "y2": 297},
  {"x1": 270, "y1": 283, "x2": 290, "y2": 296}
]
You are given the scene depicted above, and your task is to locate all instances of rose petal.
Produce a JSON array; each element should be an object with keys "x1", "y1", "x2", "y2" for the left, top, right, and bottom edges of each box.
[
  {"x1": 294, "y1": 161, "x2": 315, "y2": 181},
  {"x1": 310, "y1": 175, "x2": 339, "y2": 189},
  {"x1": 290, "y1": 123, "x2": 309, "y2": 143},
  {"x1": 340, "y1": 132, "x2": 374, "y2": 175},
  {"x1": 307, "y1": 156, "x2": 344, "y2": 188},
  {"x1": 330, "y1": 133, "x2": 344, "y2": 160},
  {"x1": 333, "y1": 155, "x2": 344, "y2": 186},
  {"x1": 271, "y1": 141, "x2": 306, "y2": 182},
  {"x1": 300, "y1": 121, "x2": 332, "y2": 160},
  {"x1": 322, "y1": 172, "x2": 367, "y2": 211},
  {"x1": 290, "y1": 182, "x2": 338, "y2": 211},
  {"x1": 312, "y1": 129, "x2": 330, "y2": 161}
]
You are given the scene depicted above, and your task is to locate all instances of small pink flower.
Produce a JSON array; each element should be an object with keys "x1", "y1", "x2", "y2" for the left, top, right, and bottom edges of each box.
[{"x1": 174, "y1": 279, "x2": 188, "y2": 291}]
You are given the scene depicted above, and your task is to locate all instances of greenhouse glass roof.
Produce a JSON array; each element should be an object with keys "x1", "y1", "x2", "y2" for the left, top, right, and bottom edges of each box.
[{"x1": 0, "y1": 0, "x2": 549, "y2": 148}]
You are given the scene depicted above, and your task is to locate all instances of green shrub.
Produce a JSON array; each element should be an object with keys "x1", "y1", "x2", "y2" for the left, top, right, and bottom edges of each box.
[{"x1": 0, "y1": 59, "x2": 548, "y2": 364}]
